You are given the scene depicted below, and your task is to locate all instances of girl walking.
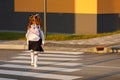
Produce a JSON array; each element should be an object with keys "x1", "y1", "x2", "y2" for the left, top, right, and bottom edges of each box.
[{"x1": 26, "y1": 14, "x2": 44, "y2": 67}]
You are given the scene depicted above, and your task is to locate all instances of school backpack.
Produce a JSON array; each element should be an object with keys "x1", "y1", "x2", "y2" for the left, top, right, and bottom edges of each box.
[{"x1": 26, "y1": 24, "x2": 41, "y2": 41}]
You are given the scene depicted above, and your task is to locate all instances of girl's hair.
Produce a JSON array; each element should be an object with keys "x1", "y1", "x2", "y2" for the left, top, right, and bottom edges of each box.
[{"x1": 27, "y1": 14, "x2": 43, "y2": 30}]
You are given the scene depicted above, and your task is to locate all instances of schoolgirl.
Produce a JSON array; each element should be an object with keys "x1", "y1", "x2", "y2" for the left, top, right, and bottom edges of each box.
[{"x1": 26, "y1": 14, "x2": 44, "y2": 67}]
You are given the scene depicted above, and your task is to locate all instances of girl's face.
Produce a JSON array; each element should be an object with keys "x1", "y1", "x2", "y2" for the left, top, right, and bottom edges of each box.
[
  {"x1": 31, "y1": 17, "x2": 37, "y2": 24},
  {"x1": 32, "y1": 20, "x2": 36, "y2": 24},
  {"x1": 29, "y1": 15, "x2": 40, "y2": 25}
]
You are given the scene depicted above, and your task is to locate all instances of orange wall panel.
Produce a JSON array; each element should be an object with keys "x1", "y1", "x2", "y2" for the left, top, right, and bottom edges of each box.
[
  {"x1": 98, "y1": 0, "x2": 120, "y2": 14},
  {"x1": 113, "y1": 0, "x2": 120, "y2": 13},
  {"x1": 47, "y1": 0, "x2": 74, "y2": 13},
  {"x1": 98, "y1": 0, "x2": 114, "y2": 14},
  {"x1": 14, "y1": 0, "x2": 74, "y2": 13},
  {"x1": 14, "y1": 0, "x2": 44, "y2": 12}
]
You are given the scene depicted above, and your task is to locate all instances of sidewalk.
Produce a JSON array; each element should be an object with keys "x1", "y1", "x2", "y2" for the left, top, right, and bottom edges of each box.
[{"x1": 1, "y1": 33, "x2": 120, "y2": 52}]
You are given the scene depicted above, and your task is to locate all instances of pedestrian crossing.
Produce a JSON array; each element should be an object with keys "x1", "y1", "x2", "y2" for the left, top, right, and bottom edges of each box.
[{"x1": 0, "y1": 51, "x2": 83, "y2": 80}]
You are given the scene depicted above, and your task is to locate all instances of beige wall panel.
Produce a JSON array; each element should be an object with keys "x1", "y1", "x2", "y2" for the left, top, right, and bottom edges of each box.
[
  {"x1": 14, "y1": 0, "x2": 44, "y2": 12},
  {"x1": 75, "y1": 14, "x2": 97, "y2": 34}
]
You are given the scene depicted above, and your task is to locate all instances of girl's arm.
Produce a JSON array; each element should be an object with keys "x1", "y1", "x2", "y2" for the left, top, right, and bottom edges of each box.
[
  {"x1": 40, "y1": 30, "x2": 45, "y2": 45},
  {"x1": 25, "y1": 30, "x2": 30, "y2": 45}
]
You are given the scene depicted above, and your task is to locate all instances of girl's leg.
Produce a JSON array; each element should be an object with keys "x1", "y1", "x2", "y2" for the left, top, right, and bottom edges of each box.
[
  {"x1": 30, "y1": 50, "x2": 34, "y2": 66},
  {"x1": 34, "y1": 51, "x2": 38, "y2": 67}
]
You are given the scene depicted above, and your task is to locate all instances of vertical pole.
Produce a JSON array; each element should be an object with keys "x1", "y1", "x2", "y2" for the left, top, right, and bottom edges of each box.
[{"x1": 44, "y1": 0, "x2": 47, "y2": 38}]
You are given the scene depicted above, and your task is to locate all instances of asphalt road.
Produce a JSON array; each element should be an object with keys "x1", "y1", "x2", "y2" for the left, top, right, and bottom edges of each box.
[{"x1": 0, "y1": 50, "x2": 120, "y2": 80}]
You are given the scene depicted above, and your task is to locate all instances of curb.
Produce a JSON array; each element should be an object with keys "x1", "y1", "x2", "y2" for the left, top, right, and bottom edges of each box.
[
  {"x1": 0, "y1": 44, "x2": 88, "y2": 52},
  {"x1": 0, "y1": 44, "x2": 27, "y2": 50},
  {"x1": 0, "y1": 41, "x2": 115, "y2": 53}
]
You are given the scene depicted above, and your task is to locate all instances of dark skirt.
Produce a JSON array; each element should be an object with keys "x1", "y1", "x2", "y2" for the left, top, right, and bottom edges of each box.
[{"x1": 28, "y1": 39, "x2": 44, "y2": 51}]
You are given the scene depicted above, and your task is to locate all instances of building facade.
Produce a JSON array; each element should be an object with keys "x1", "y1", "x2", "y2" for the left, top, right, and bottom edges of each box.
[{"x1": 0, "y1": 0, "x2": 120, "y2": 34}]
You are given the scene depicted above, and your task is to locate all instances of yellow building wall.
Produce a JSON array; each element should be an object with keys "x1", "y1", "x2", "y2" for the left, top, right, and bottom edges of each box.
[
  {"x1": 75, "y1": 0, "x2": 97, "y2": 34},
  {"x1": 75, "y1": 0, "x2": 97, "y2": 14},
  {"x1": 14, "y1": 0, "x2": 120, "y2": 13}
]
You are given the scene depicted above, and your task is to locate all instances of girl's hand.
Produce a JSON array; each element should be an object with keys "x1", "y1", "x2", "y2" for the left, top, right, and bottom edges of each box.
[{"x1": 41, "y1": 44, "x2": 44, "y2": 49}]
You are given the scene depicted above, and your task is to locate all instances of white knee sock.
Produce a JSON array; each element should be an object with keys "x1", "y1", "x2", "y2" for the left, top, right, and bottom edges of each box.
[
  {"x1": 34, "y1": 51, "x2": 38, "y2": 67},
  {"x1": 30, "y1": 51, "x2": 34, "y2": 65}
]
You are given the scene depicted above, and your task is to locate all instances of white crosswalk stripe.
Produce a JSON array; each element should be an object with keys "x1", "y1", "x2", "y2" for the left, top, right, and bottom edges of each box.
[
  {"x1": 0, "y1": 78, "x2": 17, "y2": 80},
  {"x1": 23, "y1": 51, "x2": 84, "y2": 54},
  {"x1": 12, "y1": 56, "x2": 82, "y2": 61},
  {"x1": 0, "y1": 69, "x2": 81, "y2": 80},
  {"x1": 5, "y1": 60, "x2": 83, "y2": 66},
  {"x1": 0, "y1": 51, "x2": 83, "y2": 80},
  {"x1": 19, "y1": 53, "x2": 82, "y2": 58},
  {"x1": 0, "y1": 64, "x2": 82, "y2": 72}
]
